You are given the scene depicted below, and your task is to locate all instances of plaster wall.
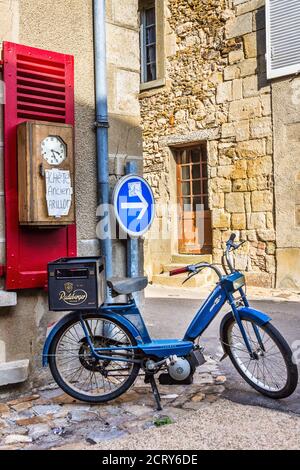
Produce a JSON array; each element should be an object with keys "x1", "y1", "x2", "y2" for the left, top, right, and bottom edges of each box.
[{"x1": 0, "y1": 0, "x2": 141, "y2": 392}]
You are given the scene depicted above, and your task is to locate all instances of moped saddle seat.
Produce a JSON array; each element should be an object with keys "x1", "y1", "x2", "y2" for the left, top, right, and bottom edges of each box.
[{"x1": 107, "y1": 276, "x2": 148, "y2": 295}]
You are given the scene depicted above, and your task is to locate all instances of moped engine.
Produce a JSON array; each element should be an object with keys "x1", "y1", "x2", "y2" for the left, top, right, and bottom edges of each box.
[
  {"x1": 158, "y1": 355, "x2": 194, "y2": 385},
  {"x1": 168, "y1": 356, "x2": 191, "y2": 381}
]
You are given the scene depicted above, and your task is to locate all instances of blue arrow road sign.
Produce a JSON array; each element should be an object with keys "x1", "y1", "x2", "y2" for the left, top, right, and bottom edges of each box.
[{"x1": 113, "y1": 174, "x2": 155, "y2": 237}]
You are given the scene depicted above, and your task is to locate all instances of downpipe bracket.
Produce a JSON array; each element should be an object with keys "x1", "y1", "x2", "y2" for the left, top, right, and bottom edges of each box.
[{"x1": 94, "y1": 120, "x2": 110, "y2": 129}]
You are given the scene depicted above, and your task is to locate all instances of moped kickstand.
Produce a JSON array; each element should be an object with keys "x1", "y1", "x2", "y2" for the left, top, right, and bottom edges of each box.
[{"x1": 145, "y1": 373, "x2": 162, "y2": 411}]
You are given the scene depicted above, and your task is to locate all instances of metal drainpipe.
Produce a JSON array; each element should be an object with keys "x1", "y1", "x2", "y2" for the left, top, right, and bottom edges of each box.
[{"x1": 93, "y1": 0, "x2": 113, "y2": 300}]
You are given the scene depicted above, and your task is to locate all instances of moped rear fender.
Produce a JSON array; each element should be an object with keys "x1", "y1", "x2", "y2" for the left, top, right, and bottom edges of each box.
[
  {"x1": 42, "y1": 310, "x2": 143, "y2": 367},
  {"x1": 219, "y1": 307, "x2": 271, "y2": 360}
]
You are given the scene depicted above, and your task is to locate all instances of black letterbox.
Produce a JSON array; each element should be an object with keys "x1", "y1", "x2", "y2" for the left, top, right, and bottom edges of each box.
[{"x1": 48, "y1": 257, "x2": 105, "y2": 311}]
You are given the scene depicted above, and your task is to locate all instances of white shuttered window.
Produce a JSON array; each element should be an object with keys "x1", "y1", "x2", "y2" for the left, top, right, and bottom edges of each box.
[{"x1": 266, "y1": 0, "x2": 300, "y2": 79}]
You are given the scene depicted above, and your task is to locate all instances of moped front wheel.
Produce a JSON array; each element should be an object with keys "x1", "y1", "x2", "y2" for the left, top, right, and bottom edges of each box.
[
  {"x1": 221, "y1": 313, "x2": 298, "y2": 399},
  {"x1": 48, "y1": 314, "x2": 140, "y2": 403}
]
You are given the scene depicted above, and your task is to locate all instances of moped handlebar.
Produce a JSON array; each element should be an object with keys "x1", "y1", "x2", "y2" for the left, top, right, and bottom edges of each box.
[
  {"x1": 169, "y1": 266, "x2": 190, "y2": 276},
  {"x1": 169, "y1": 234, "x2": 245, "y2": 278}
]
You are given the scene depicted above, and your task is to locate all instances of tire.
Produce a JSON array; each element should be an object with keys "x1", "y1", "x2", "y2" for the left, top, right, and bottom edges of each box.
[
  {"x1": 220, "y1": 312, "x2": 298, "y2": 399},
  {"x1": 48, "y1": 313, "x2": 140, "y2": 404}
]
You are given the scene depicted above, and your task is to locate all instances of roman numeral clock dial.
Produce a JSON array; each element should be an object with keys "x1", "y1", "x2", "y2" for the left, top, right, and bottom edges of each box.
[{"x1": 41, "y1": 136, "x2": 66, "y2": 165}]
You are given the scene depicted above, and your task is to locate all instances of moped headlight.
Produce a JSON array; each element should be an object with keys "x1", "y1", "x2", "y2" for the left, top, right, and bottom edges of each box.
[{"x1": 232, "y1": 275, "x2": 245, "y2": 291}]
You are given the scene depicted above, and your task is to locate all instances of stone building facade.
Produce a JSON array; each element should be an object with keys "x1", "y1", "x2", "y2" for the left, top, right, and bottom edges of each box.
[
  {"x1": 0, "y1": 0, "x2": 141, "y2": 391},
  {"x1": 141, "y1": 0, "x2": 300, "y2": 290}
]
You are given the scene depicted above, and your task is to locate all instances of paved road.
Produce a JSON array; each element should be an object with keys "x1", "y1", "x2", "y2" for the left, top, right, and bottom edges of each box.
[{"x1": 142, "y1": 297, "x2": 300, "y2": 415}]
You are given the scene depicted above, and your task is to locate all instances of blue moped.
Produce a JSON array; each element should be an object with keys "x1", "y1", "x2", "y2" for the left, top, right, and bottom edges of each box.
[{"x1": 43, "y1": 234, "x2": 298, "y2": 410}]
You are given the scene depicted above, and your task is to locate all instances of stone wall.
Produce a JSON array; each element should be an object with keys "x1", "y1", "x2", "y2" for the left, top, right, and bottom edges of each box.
[{"x1": 141, "y1": 0, "x2": 275, "y2": 287}]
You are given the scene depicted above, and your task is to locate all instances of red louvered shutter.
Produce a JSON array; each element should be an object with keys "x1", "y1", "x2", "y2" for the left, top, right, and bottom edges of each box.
[{"x1": 2, "y1": 42, "x2": 77, "y2": 290}]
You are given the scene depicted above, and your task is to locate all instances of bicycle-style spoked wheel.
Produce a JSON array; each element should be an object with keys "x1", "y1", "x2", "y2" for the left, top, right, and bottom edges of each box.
[
  {"x1": 221, "y1": 313, "x2": 298, "y2": 399},
  {"x1": 48, "y1": 314, "x2": 140, "y2": 403}
]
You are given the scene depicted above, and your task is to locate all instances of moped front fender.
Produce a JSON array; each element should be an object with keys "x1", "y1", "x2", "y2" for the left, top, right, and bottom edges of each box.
[
  {"x1": 219, "y1": 307, "x2": 271, "y2": 360},
  {"x1": 42, "y1": 310, "x2": 143, "y2": 367}
]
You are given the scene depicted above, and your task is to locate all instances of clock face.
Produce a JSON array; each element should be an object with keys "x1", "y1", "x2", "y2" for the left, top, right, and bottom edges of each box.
[{"x1": 41, "y1": 136, "x2": 66, "y2": 165}]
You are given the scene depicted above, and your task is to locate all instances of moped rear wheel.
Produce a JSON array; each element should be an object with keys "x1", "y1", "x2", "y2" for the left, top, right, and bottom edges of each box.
[
  {"x1": 48, "y1": 314, "x2": 140, "y2": 403},
  {"x1": 221, "y1": 313, "x2": 298, "y2": 399}
]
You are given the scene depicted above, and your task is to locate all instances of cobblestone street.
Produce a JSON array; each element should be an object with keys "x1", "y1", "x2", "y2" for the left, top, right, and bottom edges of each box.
[{"x1": 0, "y1": 358, "x2": 226, "y2": 450}]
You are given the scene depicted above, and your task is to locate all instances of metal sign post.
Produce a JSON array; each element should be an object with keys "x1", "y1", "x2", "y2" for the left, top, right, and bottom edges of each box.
[
  {"x1": 113, "y1": 168, "x2": 155, "y2": 298},
  {"x1": 113, "y1": 173, "x2": 155, "y2": 239}
]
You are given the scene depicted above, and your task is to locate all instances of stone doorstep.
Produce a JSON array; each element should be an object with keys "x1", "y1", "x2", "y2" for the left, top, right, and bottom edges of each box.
[
  {"x1": 0, "y1": 290, "x2": 17, "y2": 308},
  {"x1": 0, "y1": 359, "x2": 29, "y2": 387},
  {"x1": 151, "y1": 272, "x2": 213, "y2": 288}
]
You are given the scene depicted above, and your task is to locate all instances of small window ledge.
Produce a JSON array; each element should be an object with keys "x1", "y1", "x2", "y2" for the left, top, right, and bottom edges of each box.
[
  {"x1": 0, "y1": 290, "x2": 17, "y2": 308},
  {"x1": 140, "y1": 78, "x2": 166, "y2": 92}
]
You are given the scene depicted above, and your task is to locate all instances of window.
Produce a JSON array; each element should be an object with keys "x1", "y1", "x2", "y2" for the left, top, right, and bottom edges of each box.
[
  {"x1": 140, "y1": 3, "x2": 157, "y2": 83},
  {"x1": 266, "y1": 0, "x2": 300, "y2": 79},
  {"x1": 174, "y1": 144, "x2": 212, "y2": 255},
  {"x1": 139, "y1": 0, "x2": 165, "y2": 89}
]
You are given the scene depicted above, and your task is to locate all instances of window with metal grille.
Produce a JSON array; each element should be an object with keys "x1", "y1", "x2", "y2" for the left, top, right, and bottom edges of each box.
[
  {"x1": 140, "y1": 1, "x2": 157, "y2": 83},
  {"x1": 176, "y1": 145, "x2": 209, "y2": 212},
  {"x1": 266, "y1": 0, "x2": 300, "y2": 79}
]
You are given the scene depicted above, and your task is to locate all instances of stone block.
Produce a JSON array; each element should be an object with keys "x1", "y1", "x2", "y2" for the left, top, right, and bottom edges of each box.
[
  {"x1": 236, "y1": 139, "x2": 266, "y2": 157},
  {"x1": 244, "y1": 29, "x2": 265, "y2": 58},
  {"x1": 261, "y1": 94, "x2": 271, "y2": 116},
  {"x1": 243, "y1": 75, "x2": 258, "y2": 97},
  {"x1": 0, "y1": 359, "x2": 29, "y2": 386},
  {"x1": 216, "y1": 81, "x2": 232, "y2": 104},
  {"x1": 233, "y1": 179, "x2": 248, "y2": 191},
  {"x1": 225, "y1": 192, "x2": 245, "y2": 213},
  {"x1": 235, "y1": 120, "x2": 250, "y2": 141},
  {"x1": 212, "y1": 210, "x2": 230, "y2": 229},
  {"x1": 211, "y1": 177, "x2": 232, "y2": 193},
  {"x1": 236, "y1": 0, "x2": 265, "y2": 16},
  {"x1": 252, "y1": 191, "x2": 273, "y2": 212},
  {"x1": 232, "y1": 79, "x2": 243, "y2": 100},
  {"x1": 0, "y1": 290, "x2": 17, "y2": 307},
  {"x1": 276, "y1": 248, "x2": 300, "y2": 289},
  {"x1": 232, "y1": 213, "x2": 246, "y2": 229},
  {"x1": 247, "y1": 212, "x2": 266, "y2": 229},
  {"x1": 229, "y1": 97, "x2": 261, "y2": 121},
  {"x1": 114, "y1": 69, "x2": 140, "y2": 116},
  {"x1": 112, "y1": 0, "x2": 139, "y2": 28},
  {"x1": 243, "y1": 32, "x2": 256, "y2": 58},
  {"x1": 218, "y1": 165, "x2": 234, "y2": 178},
  {"x1": 211, "y1": 192, "x2": 224, "y2": 209},
  {"x1": 107, "y1": 23, "x2": 140, "y2": 71},
  {"x1": 266, "y1": 212, "x2": 274, "y2": 230},
  {"x1": 222, "y1": 122, "x2": 235, "y2": 138},
  {"x1": 229, "y1": 49, "x2": 244, "y2": 64},
  {"x1": 226, "y1": 13, "x2": 253, "y2": 39},
  {"x1": 245, "y1": 272, "x2": 272, "y2": 288},
  {"x1": 247, "y1": 156, "x2": 272, "y2": 177},
  {"x1": 222, "y1": 121, "x2": 249, "y2": 141},
  {"x1": 232, "y1": 160, "x2": 248, "y2": 179},
  {"x1": 250, "y1": 117, "x2": 272, "y2": 138},
  {"x1": 257, "y1": 229, "x2": 276, "y2": 241},
  {"x1": 239, "y1": 58, "x2": 258, "y2": 77},
  {"x1": 224, "y1": 64, "x2": 241, "y2": 81},
  {"x1": 266, "y1": 255, "x2": 276, "y2": 274}
]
